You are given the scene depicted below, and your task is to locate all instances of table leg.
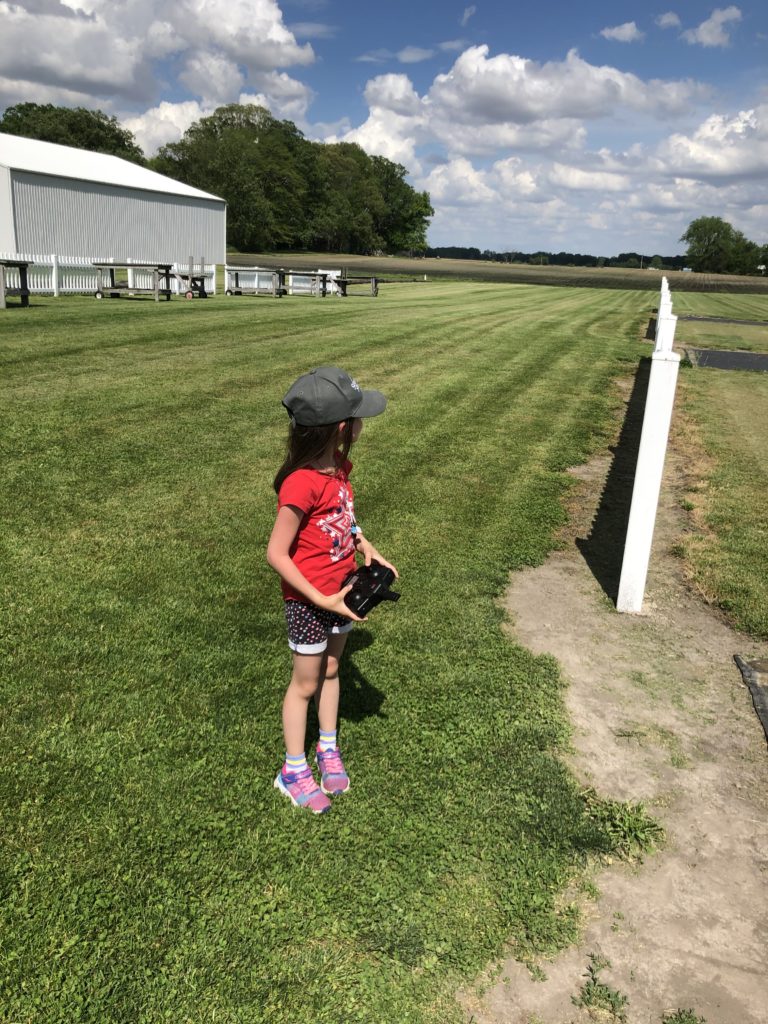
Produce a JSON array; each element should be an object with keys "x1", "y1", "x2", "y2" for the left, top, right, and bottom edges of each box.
[
  {"x1": 19, "y1": 265, "x2": 30, "y2": 307},
  {"x1": 0, "y1": 265, "x2": 6, "y2": 310}
]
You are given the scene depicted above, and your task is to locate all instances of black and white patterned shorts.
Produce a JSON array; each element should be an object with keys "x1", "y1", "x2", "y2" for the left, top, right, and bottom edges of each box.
[{"x1": 284, "y1": 599, "x2": 354, "y2": 654}]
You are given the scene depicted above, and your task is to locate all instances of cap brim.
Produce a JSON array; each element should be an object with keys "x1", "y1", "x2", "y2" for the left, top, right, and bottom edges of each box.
[{"x1": 355, "y1": 389, "x2": 387, "y2": 418}]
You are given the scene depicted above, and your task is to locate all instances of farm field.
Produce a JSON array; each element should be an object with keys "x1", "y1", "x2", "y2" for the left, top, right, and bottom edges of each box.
[
  {"x1": 0, "y1": 281, "x2": 756, "y2": 1023},
  {"x1": 229, "y1": 250, "x2": 768, "y2": 294}
]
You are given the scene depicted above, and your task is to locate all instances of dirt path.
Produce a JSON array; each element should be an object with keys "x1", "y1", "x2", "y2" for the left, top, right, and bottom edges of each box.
[{"x1": 462, "y1": 412, "x2": 768, "y2": 1023}]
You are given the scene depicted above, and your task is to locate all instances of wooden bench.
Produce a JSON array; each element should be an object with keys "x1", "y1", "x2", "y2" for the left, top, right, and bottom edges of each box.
[
  {"x1": 0, "y1": 259, "x2": 33, "y2": 309},
  {"x1": 93, "y1": 262, "x2": 174, "y2": 302}
]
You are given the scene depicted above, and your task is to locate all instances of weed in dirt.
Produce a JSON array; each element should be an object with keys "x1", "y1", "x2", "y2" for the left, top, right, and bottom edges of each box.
[
  {"x1": 573, "y1": 953, "x2": 629, "y2": 1021},
  {"x1": 661, "y1": 1011, "x2": 706, "y2": 1024},
  {"x1": 615, "y1": 724, "x2": 689, "y2": 769},
  {"x1": 582, "y1": 789, "x2": 665, "y2": 860}
]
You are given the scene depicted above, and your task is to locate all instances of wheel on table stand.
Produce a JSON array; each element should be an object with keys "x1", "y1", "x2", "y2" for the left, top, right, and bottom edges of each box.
[{"x1": 94, "y1": 290, "x2": 104, "y2": 299}]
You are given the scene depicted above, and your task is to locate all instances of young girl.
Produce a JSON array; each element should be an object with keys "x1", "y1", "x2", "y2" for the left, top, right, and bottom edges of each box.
[{"x1": 267, "y1": 366, "x2": 398, "y2": 814}]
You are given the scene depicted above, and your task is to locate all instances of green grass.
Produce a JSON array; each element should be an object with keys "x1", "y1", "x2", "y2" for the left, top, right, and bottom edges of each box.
[
  {"x1": 672, "y1": 292, "x2": 768, "y2": 354},
  {"x1": 2, "y1": 282, "x2": 653, "y2": 1022},
  {"x1": 677, "y1": 367, "x2": 768, "y2": 639}
]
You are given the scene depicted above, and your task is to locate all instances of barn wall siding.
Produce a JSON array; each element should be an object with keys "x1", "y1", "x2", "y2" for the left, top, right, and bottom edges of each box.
[
  {"x1": 10, "y1": 172, "x2": 226, "y2": 263},
  {"x1": 0, "y1": 167, "x2": 16, "y2": 251}
]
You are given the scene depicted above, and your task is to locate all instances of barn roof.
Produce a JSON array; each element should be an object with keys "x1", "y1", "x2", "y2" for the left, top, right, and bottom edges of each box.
[{"x1": 0, "y1": 132, "x2": 224, "y2": 203}]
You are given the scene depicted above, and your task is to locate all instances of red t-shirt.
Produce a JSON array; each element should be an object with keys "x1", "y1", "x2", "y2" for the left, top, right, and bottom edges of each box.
[{"x1": 277, "y1": 459, "x2": 356, "y2": 602}]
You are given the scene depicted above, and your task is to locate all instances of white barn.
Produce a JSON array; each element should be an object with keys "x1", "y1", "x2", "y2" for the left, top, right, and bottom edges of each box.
[{"x1": 0, "y1": 133, "x2": 226, "y2": 263}]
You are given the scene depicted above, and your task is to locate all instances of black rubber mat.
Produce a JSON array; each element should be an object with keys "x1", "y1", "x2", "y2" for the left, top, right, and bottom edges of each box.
[
  {"x1": 679, "y1": 315, "x2": 768, "y2": 326},
  {"x1": 687, "y1": 348, "x2": 768, "y2": 372},
  {"x1": 734, "y1": 657, "x2": 768, "y2": 745}
]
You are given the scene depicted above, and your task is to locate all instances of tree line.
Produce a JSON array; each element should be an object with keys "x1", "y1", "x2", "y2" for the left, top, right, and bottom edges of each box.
[
  {"x1": 429, "y1": 225, "x2": 767, "y2": 275},
  {"x1": 0, "y1": 102, "x2": 433, "y2": 255},
  {"x1": 426, "y1": 247, "x2": 690, "y2": 270}
]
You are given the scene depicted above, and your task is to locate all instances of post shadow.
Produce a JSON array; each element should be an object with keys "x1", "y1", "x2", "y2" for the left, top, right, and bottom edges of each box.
[{"x1": 575, "y1": 357, "x2": 651, "y2": 604}]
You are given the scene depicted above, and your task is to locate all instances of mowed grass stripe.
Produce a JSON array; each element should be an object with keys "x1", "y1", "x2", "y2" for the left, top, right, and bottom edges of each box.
[{"x1": 1, "y1": 285, "x2": 652, "y2": 1023}]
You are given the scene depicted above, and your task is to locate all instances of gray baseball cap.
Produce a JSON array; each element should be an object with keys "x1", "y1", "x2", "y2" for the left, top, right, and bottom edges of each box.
[{"x1": 282, "y1": 366, "x2": 387, "y2": 426}]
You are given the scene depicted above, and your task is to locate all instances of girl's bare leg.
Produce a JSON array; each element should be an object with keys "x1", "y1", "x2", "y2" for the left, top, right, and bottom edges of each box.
[
  {"x1": 315, "y1": 633, "x2": 349, "y2": 735},
  {"x1": 282, "y1": 651, "x2": 324, "y2": 756}
]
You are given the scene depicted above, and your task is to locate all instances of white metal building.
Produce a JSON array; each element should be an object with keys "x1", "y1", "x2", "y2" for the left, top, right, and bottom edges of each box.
[{"x1": 0, "y1": 133, "x2": 226, "y2": 263}]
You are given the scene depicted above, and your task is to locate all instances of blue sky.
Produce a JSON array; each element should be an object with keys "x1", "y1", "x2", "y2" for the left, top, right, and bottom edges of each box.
[{"x1": 1, "y1": 1, "x2": 766, "y2": 255}]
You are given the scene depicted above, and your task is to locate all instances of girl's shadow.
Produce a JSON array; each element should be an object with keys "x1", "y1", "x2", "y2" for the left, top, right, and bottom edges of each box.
[
  {"x1": 308, "y1": 629, "x2": 386, "y2": 740},
  {"x1": 339, "y1": 629, "x2": 387, "y2": 722}
]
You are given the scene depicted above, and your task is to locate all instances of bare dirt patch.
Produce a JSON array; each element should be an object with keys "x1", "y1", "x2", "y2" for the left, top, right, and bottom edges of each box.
[{"x1": 462, "y1": 390, "x2": 768, "y2": 1024}]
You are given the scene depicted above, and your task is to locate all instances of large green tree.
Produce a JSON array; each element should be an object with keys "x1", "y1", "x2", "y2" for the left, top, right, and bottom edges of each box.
[
  {"x1": 370, "y1": 155, "x2": 433, "y2": 253},
  {"x1": 0, "y1": 103, "x2": 145, "y2": 163},
  {"x1": 151, "y1": 105, "x2": 317, "y2": 251},
  {"x1": 680, "y1": 216, "x2": 761, "y2": 275},
  {"x1": 151, "y1": 103, "x2": 432, "y2": 255}
]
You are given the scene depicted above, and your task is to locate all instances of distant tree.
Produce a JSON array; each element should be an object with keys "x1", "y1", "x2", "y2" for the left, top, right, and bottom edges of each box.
[
  {"x1": 370, "y1": 156, "x2": 433, "y2": 253},
  {"x1": 680, "y1": 216, "x2": 761, "y2": 275},
  {"x1": 649, "y1": 255, "x2": 664, "y2": 269},
  {"x1": 0, "y1": 103, "x2": 145, "y2": 163}
]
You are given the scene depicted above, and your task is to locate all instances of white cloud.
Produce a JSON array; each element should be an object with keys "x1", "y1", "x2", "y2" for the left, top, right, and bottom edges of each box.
[
  {"x1": 427, "y1": 46, "x2": 704, "y2": 126},
  {"x1": 0, "y1": 0, "x2": 313, "y2": 108},
  {"x1": 355, "y1": 49, "x2": 393, "y2": 64},
  {"x1": 439, "y1": 40, "x2": 467, "y2": 52},
  {"x1": 364, "y1": 74, "x2": 423, "y2": 116},
  {"x1": 549, "y1": 163, "x2": 631, "y2": 191},
  {"x1": 179, "y1": 51, "x2": 244, "y2": 107},
  {"x1": 653, "y1": 105, "x2": 768, "y2": 180},
  {"x1": 289, "y1": 22, "x2": 337, "y2": 40},
  {"x1": 430, "y1": 117, "x2": 587, "y2": 157},
  {"x1": 243, "y1": 71, "x2": 315, "y2": 122},
  {"x1": 0, "y1": 74, "x2": 100, "y2": 112},
  {"x1": 491, "y1": 156, "x2": 539, "y2": 197},
  {"x1": 461, "y1": 5, "x2": 476, "y2": 28},
  {"x1": 600, "y1": 22, "x2": 645, "y2": 43},
  {"x1": 420, "y1": 158, "x2": 496, "y2": 204},
  {"x1": 656, "y1": 12, "x2": 681, "y2": 29},
  {"x1": 123, "y1": 100, "x2": 210, "y2": 154},
  {"x1": 681, "y1": 6, "x2": 742, "y2": 47},
  {"x1": 398, "y1": 47, "x2": 435, "y2": 64},
  {"x1": 331, "y1": 75, "x2": 425, "y2": 168}
]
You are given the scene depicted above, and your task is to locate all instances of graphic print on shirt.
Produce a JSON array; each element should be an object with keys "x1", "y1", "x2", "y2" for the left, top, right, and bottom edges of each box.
[{"x1": 317, "y1": 483, "x2": 355, "y2": 563}]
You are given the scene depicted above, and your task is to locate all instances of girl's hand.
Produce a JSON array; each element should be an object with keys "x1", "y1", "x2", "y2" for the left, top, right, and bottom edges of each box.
[
  {"x1": 319, "y1": 585, "x2": 366, "y2": 622},
  {"x1": 355, "y1": 535, "x2": 399, "y2": 578}
]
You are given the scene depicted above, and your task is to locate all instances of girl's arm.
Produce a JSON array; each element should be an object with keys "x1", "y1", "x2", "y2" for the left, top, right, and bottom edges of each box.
[
  {"x1": 267, "y1": 505, "x2": 364, "y2": 620},
  {"x1": 354, "y1": 531, "x2": 399, "y2": 578}
]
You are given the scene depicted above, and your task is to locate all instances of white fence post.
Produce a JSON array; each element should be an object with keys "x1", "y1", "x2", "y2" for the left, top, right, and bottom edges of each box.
[
  {"x1": 52, "y1": 253, "x2": 60, "y2": 297},
  {"x1": 617, "y1": 282, "x2": 680, "y2": 613}
]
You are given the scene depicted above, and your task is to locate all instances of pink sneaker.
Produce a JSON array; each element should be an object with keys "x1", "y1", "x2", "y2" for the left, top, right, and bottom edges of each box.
[
  {"x1": 315, "y1": 748, "x2": 350, "y2": 795},
  {"x1": 274, "y1": 766, "x2": 331, "y2": 814}
]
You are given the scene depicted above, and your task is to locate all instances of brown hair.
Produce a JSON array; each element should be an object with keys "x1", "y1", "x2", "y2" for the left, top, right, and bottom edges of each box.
[{"x1": 273, "y1": 419, "x2": 354, "y2": 494}]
